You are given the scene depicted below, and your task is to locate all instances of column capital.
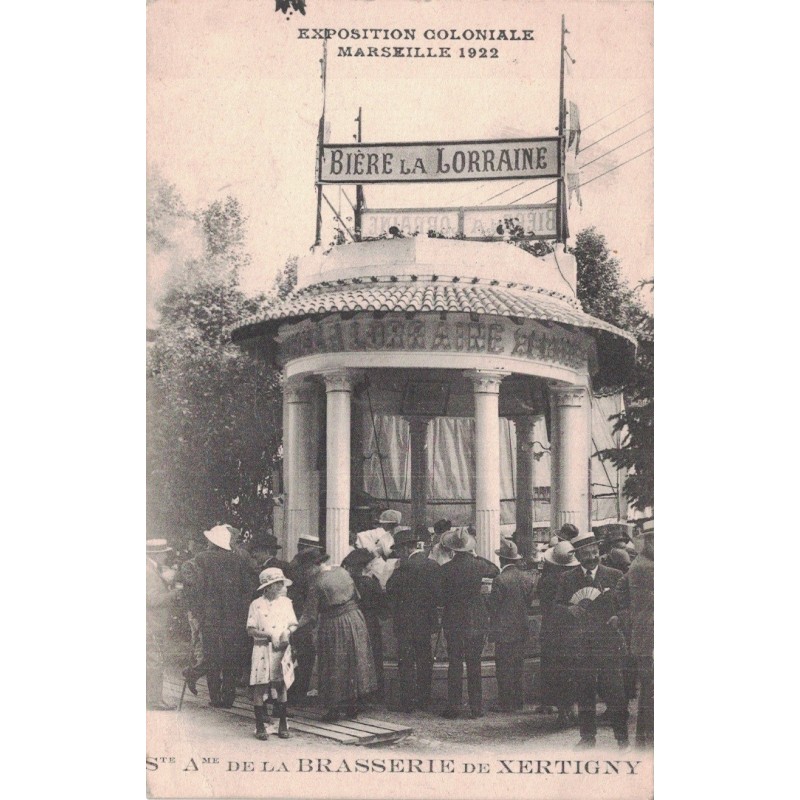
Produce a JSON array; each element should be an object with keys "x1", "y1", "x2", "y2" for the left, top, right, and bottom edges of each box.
[
  {"x1": 285, "y1": 378, "x2": 314, "y2": 404},
  {"x1": 319, "y1": 368, "x2": 363, "y2": 393},
  {"x1": 463, "y1": 369, "x2": 510, "y2": 395},
  {"x1": 549, "y1": 383, "x2": 589, "y2": 408}
]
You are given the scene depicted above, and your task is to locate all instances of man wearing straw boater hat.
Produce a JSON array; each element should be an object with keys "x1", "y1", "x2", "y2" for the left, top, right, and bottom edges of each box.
[
  {"x1": 487, "y1": 538, "x2": 537, "y2": 712},
  {"x1": 180, "y1": 524, "x2": 252, "y2": 708},
  {"x1": 146, "y1": 539, "x2": 181, "y2": 710},
  {"x1": 556, "y1": 530, "x2": 629, "y2": 749},
  {"x1": 438, "y1": 527, "x2": 490, "y2": 719}
]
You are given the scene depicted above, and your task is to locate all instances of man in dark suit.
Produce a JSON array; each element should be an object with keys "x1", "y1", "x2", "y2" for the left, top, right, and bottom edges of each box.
[
  {"x1": 259, "y1": 533, "x2": 291, "y2": 573},
  {"x1": 556, "y1": 531, "x2": 629, "y2": 749},
  {"x1": 180, "y1": 524, "x2": 253, "y2": 708},
  {"x1": 487, "y1": 538, "x2": 536, "y2": 711},
  {"x1": 386, "y1": 527, "x2": 441, "y2": 711},
  {"x1": 438, "y1": 528, "x2": 492, "y2": 719}
]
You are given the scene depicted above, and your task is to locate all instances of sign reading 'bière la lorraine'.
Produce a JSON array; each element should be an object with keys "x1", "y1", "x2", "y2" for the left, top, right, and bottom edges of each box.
[{"x1": 319, "y1": 138, "x2": 560, "y2": 184}]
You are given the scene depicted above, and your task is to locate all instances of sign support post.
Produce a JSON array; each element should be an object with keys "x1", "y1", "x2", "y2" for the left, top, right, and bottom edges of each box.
[
  {"x1": 557, "y1": 14, "x2": 569, "y2": 247},
  {"x1": 354, "y1": 107, "x2": 365, "y2": 241},
  {"x1": 314, "y1": 40, "x2": 328, "y2": 248}
]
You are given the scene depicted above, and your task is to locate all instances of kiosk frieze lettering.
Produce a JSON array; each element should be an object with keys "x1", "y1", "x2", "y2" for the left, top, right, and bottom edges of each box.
[{"x1": 278, "y1": 315, "x2": 589, "y2": 369}]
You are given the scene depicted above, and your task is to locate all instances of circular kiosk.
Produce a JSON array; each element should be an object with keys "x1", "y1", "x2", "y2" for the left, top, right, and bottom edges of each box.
[
  {"x1": 233, "y1": 236, "x2": 635, "y2": 563},
  {"x1": 233, "y1": 236, "x2": 636, "y2": 705}
]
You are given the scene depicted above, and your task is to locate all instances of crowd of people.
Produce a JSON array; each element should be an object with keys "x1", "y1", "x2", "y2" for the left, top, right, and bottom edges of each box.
[{"x1": 146, "y1": 512, "x2": 654, "y2": 750}]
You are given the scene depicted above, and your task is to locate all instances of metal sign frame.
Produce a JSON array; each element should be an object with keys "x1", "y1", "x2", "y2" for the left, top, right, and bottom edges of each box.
[
  {"x1": 361, "y1": 203, "x2": 558, "y2": 240},
  {"x1": 319, "y1": 137, "x2": 562, "y2": 184}
]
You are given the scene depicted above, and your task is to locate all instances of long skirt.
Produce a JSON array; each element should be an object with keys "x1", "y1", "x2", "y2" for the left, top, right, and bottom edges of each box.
[{"x1": 317, "y1": 599, "x2": 377, "y2": 708}]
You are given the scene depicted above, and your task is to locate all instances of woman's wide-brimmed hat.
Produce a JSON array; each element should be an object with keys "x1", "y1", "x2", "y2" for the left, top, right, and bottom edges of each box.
[
  {"x1": 146, "y1": 538, "x2": 172, "y2": 555},
  {"x1": 203, "y1": 524, "x2": 233, "y2": 551},
  {"x1": 376, "y1": 509, "x2": 402, "y2": 525},
  {"x1": 543, "y1": 541, "x2": 579, "y2": 567},
  {"x1": 258, "y1": 567, "x2": 292, "y2": 590},
  {"x1": 440, "y1": 527, "x2": 477, "y2": 553}
]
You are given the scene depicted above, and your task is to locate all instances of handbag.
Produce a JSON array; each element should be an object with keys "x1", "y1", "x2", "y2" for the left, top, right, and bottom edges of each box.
[{"x1": 281, "y1": 644, "x2": 297, "y2": 689}]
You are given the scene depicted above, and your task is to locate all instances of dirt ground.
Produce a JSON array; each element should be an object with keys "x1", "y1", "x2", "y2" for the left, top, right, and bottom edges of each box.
[{"x1": 146, "y1": 694, "x2": 652, "y2": 799}]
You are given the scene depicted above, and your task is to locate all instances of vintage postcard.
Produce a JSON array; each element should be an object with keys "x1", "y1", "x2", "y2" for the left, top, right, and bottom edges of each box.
[{"x1": 147, "y1": 0, "x2": 654, "y2": 797}]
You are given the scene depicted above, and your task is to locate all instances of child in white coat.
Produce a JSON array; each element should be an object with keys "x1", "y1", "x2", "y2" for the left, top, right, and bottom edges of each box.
[{"x1": 246, "y1": 568, "x2": 298, "y2": 740}]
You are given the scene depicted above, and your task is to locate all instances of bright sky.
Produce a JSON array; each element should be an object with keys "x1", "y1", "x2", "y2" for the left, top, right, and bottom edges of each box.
[{"x1": 147, "y1": 0, "x2": 653, "y2": 324}]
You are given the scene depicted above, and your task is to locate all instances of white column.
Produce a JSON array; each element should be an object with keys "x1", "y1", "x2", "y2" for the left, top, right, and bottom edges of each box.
[
  {"x1": 465, "y1": 369, "x2": 508, "y2": 562},
  {"x1": 549, "y1": 384, "x2": 592, "y2": 536},
  {"x1": 322, "y1": 369, "x2": 360, "y2": 565},
  {"x1": 284, "y1": 379, "x2": 315, "y2": 559}
]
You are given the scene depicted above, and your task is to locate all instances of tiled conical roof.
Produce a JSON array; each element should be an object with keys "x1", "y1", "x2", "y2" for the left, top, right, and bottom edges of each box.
[{"x1": 233, "y1": 276, "x2": 636, "y2": 387}]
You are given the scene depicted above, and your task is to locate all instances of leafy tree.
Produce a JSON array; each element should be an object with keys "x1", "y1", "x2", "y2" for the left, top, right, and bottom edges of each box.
[
  {"x1": 147, "y1": 192, "x2": 284, "y2": 546},
  {"x1": 146, "y1": 166, "x2": 189, "y2": 253},
  {"x1": 270, "y1": 256, "x2": 298, "y2": 303},
  {"x1": 571, "y1": 227, "x2": 654, "y2": 511}
]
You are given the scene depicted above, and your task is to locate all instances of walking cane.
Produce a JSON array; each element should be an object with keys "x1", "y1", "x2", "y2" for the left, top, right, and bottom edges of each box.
[
  {"x1": 432, "y1": 624, "x2": 443, "y2": 661},
  {"x1": 178, "y1": 679, "x2": 188, "y2": 712}
]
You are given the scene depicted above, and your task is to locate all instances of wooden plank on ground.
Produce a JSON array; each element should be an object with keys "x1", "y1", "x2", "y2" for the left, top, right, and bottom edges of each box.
[
  {"x1": 318, "y1": 719, "x2": 396, "y2": 735},
  {"x1": 294, "y1": 713, "x2": 407, "y2": 736},
  {"x1": 295, "y1": 709, "x2": 413, "y2": 735},
  {"x1": 286, "y1": 720, "x2": 362, "y2": 744},
  {"x1": 164, "y1": 673, "x2": 411, "y2": 745}
]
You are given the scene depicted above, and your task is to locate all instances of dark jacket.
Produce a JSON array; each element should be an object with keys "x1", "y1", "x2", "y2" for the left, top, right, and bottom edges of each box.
[
  {"x1": 386, "y1": 550, "x2": 441, "y2": 636},
  {"x1": 474, "y1": 554, "x2": 500, "y2": 579},
  {"x1": 439, "y1": 551, "x2": 491, "y2": 638},
  {"x1": 602, "y1": 546, "x2": 631, "y2": 574},
  {"x1": 536, "y1": 563, "x2": 579, "y2": 656},
  {"x1": 615, "y1": 553, "x2": 653, "y2": 658},
  {"x1": 353, "y1": 573, "x2": 388, "y2": 620},
  {"x1": 537, "y1": 563, "x2": 568, "y2": 615},
  {"x1": 180, "y1": 546, "x2": 252, "y2": 639},
  {"x1": 487, "y1": 564, "x2": 537, "y2": 643},
  {"x1": 261, "y1": 556, "x2": 292, "y2": 574},
  {"x1": 556, "y1": 564, "x2": 626, "y2": 658}
]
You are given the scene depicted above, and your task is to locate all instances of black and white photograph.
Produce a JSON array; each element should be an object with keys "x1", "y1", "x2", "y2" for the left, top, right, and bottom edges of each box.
[{"x1": 146, "y1": 1, "x2": 654, "y2": 796}]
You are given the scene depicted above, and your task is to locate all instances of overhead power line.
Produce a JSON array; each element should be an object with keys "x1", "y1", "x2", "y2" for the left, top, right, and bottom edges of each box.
[
  {"x1": 478, "y1": 105, "x2": 653, "y2": 206},
  {"x1": 541, "y1": 146, "x2": 654, "y2": 204},
  {"x1": 504, "y1": 129, "x2": 652, "y2": 207},
  {"x1": 580, "y1": 109, "x2": 653, "y2": 153},
  {"x1": 579, "y1": 127, "x2": 653, "y2": 170},
  {"x1": 582, "y1": 93, "x2": 646, "y2": 132}
]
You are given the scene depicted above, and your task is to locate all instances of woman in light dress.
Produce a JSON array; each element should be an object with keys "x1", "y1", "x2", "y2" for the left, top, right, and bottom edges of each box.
[{"x1": 246, "y1": 567, "x2": 297, "y2": 740}]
